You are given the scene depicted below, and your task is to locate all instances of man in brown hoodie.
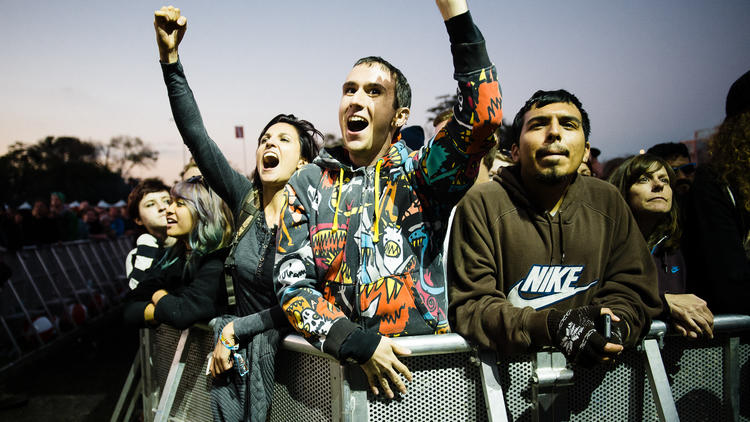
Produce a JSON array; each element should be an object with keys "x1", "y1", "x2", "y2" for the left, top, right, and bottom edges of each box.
[{"x1": 448, "y1": 89, "x2": 661, "y2": 366}]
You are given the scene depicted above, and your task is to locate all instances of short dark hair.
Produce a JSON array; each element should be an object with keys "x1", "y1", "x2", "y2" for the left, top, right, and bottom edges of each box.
[
  {"x1": 646, "y1": 142, "x2": 690, "y2": 161},
  {"x1": 354, "y1": 56, "x2": 411, "y2": 110},
  {"x1": 127, "y1": 178, "x2": 170, "y2": 221},
  {"x1": 252, "y1": 114, "x2": 322, "y2": 186},
  {"x1": 509, "y1": 89, "x2": 591, "y2": 145}
]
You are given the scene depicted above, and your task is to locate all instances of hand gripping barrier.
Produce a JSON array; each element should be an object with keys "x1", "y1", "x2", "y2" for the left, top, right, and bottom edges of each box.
[{"x1": 119, "y1": 315, "x2": 750, "y2": 422}]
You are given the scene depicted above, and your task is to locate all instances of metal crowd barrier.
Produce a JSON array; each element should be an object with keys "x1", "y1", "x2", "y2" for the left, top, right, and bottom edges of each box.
[
  {"x1": 0, "y1": 237, "x2": 132, "y2": 373},
  {"x1": 120, "y1": 315, "x2": 750, "y2": 422}
]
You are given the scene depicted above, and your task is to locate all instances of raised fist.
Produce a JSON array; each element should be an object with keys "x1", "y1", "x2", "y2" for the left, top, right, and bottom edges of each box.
[{"x1": 154, "y1": 5, "x2": 187, "y2": 63}]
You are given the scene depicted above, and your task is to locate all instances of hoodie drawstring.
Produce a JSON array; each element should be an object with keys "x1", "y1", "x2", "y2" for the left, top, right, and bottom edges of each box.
[
  {"x1": 559, "y1": 211, "x2": 565, "y2": 264},
  {"x1": 372, "y1": 160, "x2": 383, "y2": 243},
  {"x1": 332, "y1": 168, "x2": 344, "y2": 232}
]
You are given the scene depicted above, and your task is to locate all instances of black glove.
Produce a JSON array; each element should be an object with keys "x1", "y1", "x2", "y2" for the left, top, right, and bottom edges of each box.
[{"x1": 548, "y1": 306, "x2": 620, "y2": 367}]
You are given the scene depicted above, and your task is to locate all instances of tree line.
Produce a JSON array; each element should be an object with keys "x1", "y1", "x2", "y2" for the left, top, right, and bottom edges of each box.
[{"x1": 0, "y1": 136, "x2": 158, "y2": 205}]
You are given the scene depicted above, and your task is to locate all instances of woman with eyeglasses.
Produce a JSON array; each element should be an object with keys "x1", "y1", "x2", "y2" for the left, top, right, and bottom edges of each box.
[
  {"x1": 153, "y1": 7, "x2": 322, "y2": 421},
  {"x1": 609, "y1": 154, "x2": 714, "y2": 338},
  {"x1": 123, "y1": 177, "x2": 234, "y2": 329}
]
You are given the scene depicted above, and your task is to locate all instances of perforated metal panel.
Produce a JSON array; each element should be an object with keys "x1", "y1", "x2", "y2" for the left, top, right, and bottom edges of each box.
[
  {"x1": 661, "y1": 337, "x2": 728, "y2": 421},
  {"x1": 269, "y1": 349, "x2": 333, "y2": 422},
  {"x1": 740, "y1": 337, "x2": 750, "y2": 422},
  {"x1": 169, "y1": 328, "x2": 214, "y2": 422},
  {"x1": 141, "y1": 325, "x2": 750, "y2": 422},
  {"x1": 366, "y1": 352, "x2": 488, "y2": 422},
  {"x1": 567, "y1": 349, "x2": 656, "y2": 421},
  {"x1": 152, "y1": 325, "x2": 180, "y2": 390},
  {"x1": 497, "y1": 355, "x2": 534, "y2": 421},
  {"x1": 150, "y1": 325, "x2": 214, "y2": 422}
]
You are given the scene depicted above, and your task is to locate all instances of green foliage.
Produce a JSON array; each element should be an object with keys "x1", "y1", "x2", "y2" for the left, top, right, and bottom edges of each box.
[
  {"x1": 426, "y1": 94, "x2": 458, "y2": 124},
  {"x1": 0, "y1": 136, "x2": 145, "y2": 205},
  {"x1": 101, "y1": 136, "x2": 159, "y2": 178}
]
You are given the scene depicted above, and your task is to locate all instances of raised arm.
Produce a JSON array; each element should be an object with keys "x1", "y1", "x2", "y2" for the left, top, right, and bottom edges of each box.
[
  {"x1": 154, "y1": 6, "x2": 252, "y2": 213},
  {"x1": 436, "y1": 0, "x2": 469, "y2": 20},
  {"x1": 412, "y1": 0, "x2": 502, "y2": 214}
]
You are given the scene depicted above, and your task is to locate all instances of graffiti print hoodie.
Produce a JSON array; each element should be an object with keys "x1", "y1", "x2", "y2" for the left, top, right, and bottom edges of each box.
[
  {"x1": 273, "y1": 12, "x2": 503, "y2": 362},
  {"x1": 448, "y1": 166, "x2": 662, "y2": 355}
]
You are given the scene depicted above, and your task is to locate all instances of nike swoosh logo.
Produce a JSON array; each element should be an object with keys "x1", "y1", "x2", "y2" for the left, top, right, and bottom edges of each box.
[{"x1": 507, "y1": 281, "x2": 597, "y2": 309}]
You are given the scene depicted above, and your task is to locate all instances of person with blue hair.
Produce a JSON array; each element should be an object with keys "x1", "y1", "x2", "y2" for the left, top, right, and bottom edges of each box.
[{"x1": 123, "y1": 176, "x2": 234, "y2": 329}]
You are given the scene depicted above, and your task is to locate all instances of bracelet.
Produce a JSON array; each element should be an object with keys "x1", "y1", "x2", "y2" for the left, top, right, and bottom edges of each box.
[{"x1": 220, "y1": 333, "x2": 238, "y2": 351}]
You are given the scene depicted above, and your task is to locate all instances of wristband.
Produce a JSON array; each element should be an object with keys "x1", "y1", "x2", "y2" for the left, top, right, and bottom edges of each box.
[
  {"x1": 220, "y1": 333, "x2": 238, "y2": 351},
  {"x1": 219, "y1": 333, "x2": 248, "y2": 376}
]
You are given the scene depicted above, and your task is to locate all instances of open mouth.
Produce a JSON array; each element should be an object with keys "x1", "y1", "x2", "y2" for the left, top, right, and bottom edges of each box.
[
  {"x1": 262, "y1": 151, "x2": 279, "y2": 168},
  {"x1": 166, "y1": 217, "x2": 177, "y2": 225},
  {"x1": 347, "y1": 116, "x2": 369, "y2": 132}
]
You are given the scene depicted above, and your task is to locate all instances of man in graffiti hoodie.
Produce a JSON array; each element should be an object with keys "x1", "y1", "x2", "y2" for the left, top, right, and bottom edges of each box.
[
  {"x1": 449, "y1": 90, "x2": 661, "y2": 366},
  {"x1": 273, "y1": 0, "x2": 502, "y2": 398}
]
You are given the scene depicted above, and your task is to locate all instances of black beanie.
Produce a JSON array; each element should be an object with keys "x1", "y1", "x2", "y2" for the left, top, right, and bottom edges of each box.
[{"x1": 726, "y1": 69, "x2": 750, "y2": 118}]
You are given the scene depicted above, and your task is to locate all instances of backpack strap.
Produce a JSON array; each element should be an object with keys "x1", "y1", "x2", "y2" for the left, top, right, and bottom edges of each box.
[{"x1": 224, "y1": 187, "x2": 262, "y2": 307}]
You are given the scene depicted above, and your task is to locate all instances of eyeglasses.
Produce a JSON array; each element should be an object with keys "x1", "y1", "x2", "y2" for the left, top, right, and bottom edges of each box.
[{"x1": 671, "y1": 163, "x2": 696, "y2": 176}]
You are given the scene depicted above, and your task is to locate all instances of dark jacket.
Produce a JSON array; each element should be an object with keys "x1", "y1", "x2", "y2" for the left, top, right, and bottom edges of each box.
[
  {"x1": 162, "y1": 59, "x2": 288, "y2": 421},
  {"x1": 683, "y1": 166, "x2": 750, "y2": 314},
  {"x1": 448, "y1": 167, "x2": 662, "y2": 355},
  {"x1": 210, "y1": 310, "x2": 289, "y2": 422},
  {"x1": 162, "y1": 60, "x2": 278, "y2": 317},
  {"x1": 123, "y1": 248, "x2": 229, "y2": 329}
]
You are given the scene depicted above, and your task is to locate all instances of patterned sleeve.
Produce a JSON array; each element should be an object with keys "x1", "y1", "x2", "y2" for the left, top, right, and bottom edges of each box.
[
  {"x1": 273, "y1": 171, "x2": 361, "y2": 357},
  {"x1": 411, "y1": 43, "x2": 502, "y2": 214}
]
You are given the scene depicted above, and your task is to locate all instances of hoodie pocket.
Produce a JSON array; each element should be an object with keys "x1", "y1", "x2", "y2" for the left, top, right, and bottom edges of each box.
[{"x1": 358, "y1": 270, "x2": 435, "y2": 336}]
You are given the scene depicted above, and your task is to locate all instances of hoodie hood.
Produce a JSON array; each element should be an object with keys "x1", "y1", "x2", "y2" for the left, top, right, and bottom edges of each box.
[
  {"x1": 494, "y1": 165, "x2": 585, "y2": 225},
  {"x1": 314, "y1": 135, "x2": 409, "y2": 172}
]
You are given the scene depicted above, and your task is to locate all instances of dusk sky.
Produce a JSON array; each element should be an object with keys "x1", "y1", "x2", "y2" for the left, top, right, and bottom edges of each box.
[{"x1": 1, "y1": 1, "x2": 749, "y2": 187}]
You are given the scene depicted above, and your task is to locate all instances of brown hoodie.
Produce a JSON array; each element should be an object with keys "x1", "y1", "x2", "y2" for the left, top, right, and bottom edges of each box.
[{"x1": 448, "y1": 166, "x2": 661, "y2": 355}]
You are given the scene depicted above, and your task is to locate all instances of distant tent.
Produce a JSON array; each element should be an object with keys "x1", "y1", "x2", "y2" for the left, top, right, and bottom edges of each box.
[
  {"x1": 68, "y1": 201, "x2": 81, "y2": 208},
  {"x1": 96, "y1": 200, "x2": 111, "y2": 208},
  {"x1": 112, "y1": 200, "x2": 127, "y2": 207},
  {"x1": 18, "y1": 202, "x2": 32, "y2": 210}
]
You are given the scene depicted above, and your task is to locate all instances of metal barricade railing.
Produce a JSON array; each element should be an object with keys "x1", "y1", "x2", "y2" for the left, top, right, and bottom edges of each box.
[
  {"x1": 0, "y1": 237, "x2": 132, "y2": 373},
  {"x1": 127, "y1": 314, "x2": 749, "y2": 422}
]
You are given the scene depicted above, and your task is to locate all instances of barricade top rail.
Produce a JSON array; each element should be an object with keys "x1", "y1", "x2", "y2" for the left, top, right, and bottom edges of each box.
[
  {"x1": 275, "y1": 315, "x2": 749, "y2": 359},
  {"x1": 12, "y1": 237, "x2": 132, "y2": 252},
  {"x1": 647, "y1": 314, "x2": 750, "y2": 337},
  {"x1": 159, "y1": 314, "x2": 750, "y2": 362},
  {"x1": 280, "y1": 332, "x2": 474, "y2": 360}
]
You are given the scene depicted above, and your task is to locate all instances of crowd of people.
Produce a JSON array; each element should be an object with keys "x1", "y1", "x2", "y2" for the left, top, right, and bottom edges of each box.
[
  {"x1": 8, "y1": 1, "x2": 739, "y2": 420},
  {"x1": 0, "y1": 194, "x2": 136, "y2": 250}
]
